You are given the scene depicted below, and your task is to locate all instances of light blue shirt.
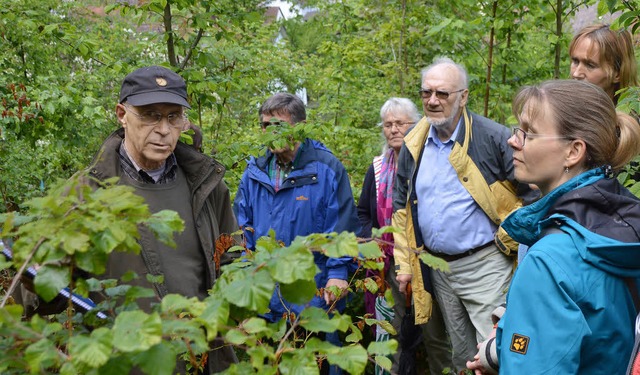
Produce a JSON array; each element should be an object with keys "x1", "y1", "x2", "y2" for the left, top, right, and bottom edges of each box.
[{"x1": 415, "y1": 119, "x2": 497, "y2": 255}]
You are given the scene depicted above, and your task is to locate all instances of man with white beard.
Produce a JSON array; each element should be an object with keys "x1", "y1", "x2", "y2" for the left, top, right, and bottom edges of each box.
[{"x1": 392, "y1": 57, "x2": 526, "y2": 373}]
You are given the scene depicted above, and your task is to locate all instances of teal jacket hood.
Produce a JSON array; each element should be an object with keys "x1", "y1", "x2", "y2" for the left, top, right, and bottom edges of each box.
[{"x1": 502, "y1": 167, "x2": 640, "y2": 277}]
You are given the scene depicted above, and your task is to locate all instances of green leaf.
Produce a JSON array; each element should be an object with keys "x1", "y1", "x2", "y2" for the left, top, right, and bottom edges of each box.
[
  {"x1": 379, "y1": 317, "x2": 397, "y2": 334},
  {"x1": 132, "y1": 342, "x2": 177, "y2": 375},
  {"x1": 325, "y1": 344, "x2": 368, "y2": 374},
  {"x1": 60, "y1": 230, "x2": 90, "y2": 254},
  {"x1": 299, "y1": 308, "x2": 350, "y2": 333},
  {"x1": 68, "y1": 327, "x2": 113, "y2": 368},
  {"x1": 268, "y1": 241, "x2": 317, "y2": 283},
  {"x1": 225, "y1": 328, "x2": 248, "y2": 345},
  {"x1": 145, "y1": 210, "x2": 185, "y2": 248},
  {"x1": 279, "y1": 278, "x2": 317, "y2": 305},
  {"x1": 426, "y1": 18, "x2": 452, "y2": 36},
  {"x1": 162, "y1": 319, "x2": 208, "y2": 352},
  {"x1": 75, "y1": 249, "x2": 107, "y2": 274},
  {"x1": 374, "y1": 355, "x2": 392, "y2": 372},
  {"x1": 363, "y1": 277, "x2": 378, "y2": 294},
  {"x1": 160, "y1": 293, "x2": 195, "y2": 313},
  {"x1": 418, "y1": 252, "x2": 450, "y2": 273},
  {"x1": 96, "y1": 356, "x2": 133, "y2": 375},
  {"x1": 0, "y1": 305, "x2": 24, "y2": 323},
  {"x1": 323, "y1": 232, "x2": 359, "y2": 258},
  {"x1": 344, "y1": 323, "x2": 363, "y2": 343},
  {"x1": 112, "y1": 311, "x2": 162, "y2": 353},
  {"x1": 0, "y1": 257, "x2": 13, "y2": 272},
  {"x1": 34, "y1": 265, "x2": 70, "y2": 302},
  {"x1": 367, "y1": 339, "x2": 398, "y2": 356},
  {"x1": 197, "y1": 297, "x2": 230, "y2": 341},
  {"x1": 124, "y1": 285, "x2": 157, "y2": 303},
  {"x1": 247, "y1": 344, "x2": 276, "y2": 371},
  {"x1": 279, "y1": 351, "x2": 320, "y2": 375},
  {"x1": 384, "y1": 290, "x2": 395, "y2": 309},
  {"x1": 242, "y1": 317, "x2": 270, "y2": 334},
  {"x1": 59, "y1": 361, "x2": 79, "y2": 375},
  {"x1": 25, "y1": 338, "x2": 60, "y2": 372},
  {"x1": 357, "y1": 241, "x2": 383, "y2": 259},
  {"x1": 222, "y1": 268, "x2": 274, "y2": 313}
]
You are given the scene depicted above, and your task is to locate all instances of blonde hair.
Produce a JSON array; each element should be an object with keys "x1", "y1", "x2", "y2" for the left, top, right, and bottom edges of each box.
[
  {"x1": 569, "y1": 24, "x2": 639, "y2": 104},
  {"x1": 513, "y1": 80, "x2": 640, "y2": 171}
]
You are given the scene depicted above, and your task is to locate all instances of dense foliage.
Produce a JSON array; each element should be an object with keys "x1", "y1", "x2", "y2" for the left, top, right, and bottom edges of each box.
[
  {"x1": 1, "y1": 0, "x2": 639, "y2": 373},
  {"x1": 2, "y1": 0, "x2": 638, "y2": 210},
  {"x1": 0, "y1": 174, "x2": 443, "y2": 374}
]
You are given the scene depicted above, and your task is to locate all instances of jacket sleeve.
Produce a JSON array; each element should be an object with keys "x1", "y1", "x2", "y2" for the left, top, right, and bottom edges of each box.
[
  {"x1": 357, "y1": 164, "x2": 377, "y2": 238},
  {"x1": 392, "y1": 145, "x2": 412, "y2": 275},
  {"x1": 212, "y1": 178, "x2": 241, "y2": 268},
  {"x1": 233, "y1": 170, "x2": 256, "y2": 250},
  {"x1": 214, "y1": 179, "x2": 238, "y2": 236},
  {"x1": 324, "y1": 163, "x2": 361, "y2": 280},
  {"x1": 497, "y1": 249, "x2": 584, "y2": 373}
]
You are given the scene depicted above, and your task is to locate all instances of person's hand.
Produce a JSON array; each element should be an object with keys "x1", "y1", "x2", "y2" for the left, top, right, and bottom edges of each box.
[
  {"x1": 323, "y1": 278, "x2": 348, "y2": 305},
  {"x1": 465, "y1": 354, "x2": 486, "y2": 375},
  {"x1": 465, "y1": 328, "x2": 499, "y2": 375},
  {"x1": 396, "y1": 273, "x2": 412, "y2": 294}
]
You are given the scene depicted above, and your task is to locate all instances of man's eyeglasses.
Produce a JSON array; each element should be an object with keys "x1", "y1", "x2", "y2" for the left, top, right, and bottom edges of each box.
[
  {"x1": 511, "y1": 127, "x2": 572, "y2": 148},
  {"x1": 382, "y1": 121, "x2": 414, "y2": 129},
  {"x1": 419, "y1": 88, "x2": 465, "y2": 100},
  {"x1": 123, "y1": 104, "x2": 187, "y2": 129}
]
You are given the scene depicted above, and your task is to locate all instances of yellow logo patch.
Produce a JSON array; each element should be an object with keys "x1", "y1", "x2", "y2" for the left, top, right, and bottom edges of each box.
[
  {"x1": 156, "y1": 77, "x2": 168, "y2": 86},
  {"x1": 296, "y1": 195, "x2": 309, "y2": 201},
  {"x1": 510, "y1": 334, "x2": 529, "y2": 355}
]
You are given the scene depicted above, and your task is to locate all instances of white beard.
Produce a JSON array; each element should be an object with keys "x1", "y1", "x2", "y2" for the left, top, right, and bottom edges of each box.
[{"x1": 426, "y1": 94, "x2": 462, "y2": 129}]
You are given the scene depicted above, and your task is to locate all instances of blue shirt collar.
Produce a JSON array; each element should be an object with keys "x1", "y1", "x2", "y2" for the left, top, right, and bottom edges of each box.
[{"x1": 426, "y1": 116, "x2": 463, "y2": 147}]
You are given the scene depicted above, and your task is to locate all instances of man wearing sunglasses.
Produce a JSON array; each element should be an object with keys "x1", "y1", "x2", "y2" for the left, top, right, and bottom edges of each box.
[
  {"x1": 234, "y1": 93, "x2": 360, "y2": 373},
  {"x1": 392, "y1": 57, "x2": 528, "y2": 372}
]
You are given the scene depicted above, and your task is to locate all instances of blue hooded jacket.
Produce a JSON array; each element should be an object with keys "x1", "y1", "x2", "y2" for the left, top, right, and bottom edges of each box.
[
  {"x1": 234, "y1": 138, "x2": 361, "y2": 320},
  {"x1": 497, "y1": 168, "x2": 640, "y2": 374}
]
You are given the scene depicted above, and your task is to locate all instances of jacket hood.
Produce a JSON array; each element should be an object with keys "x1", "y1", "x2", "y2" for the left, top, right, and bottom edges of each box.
[{"x1": 502, "y1": 167, "x2": 640, "y2": 276}]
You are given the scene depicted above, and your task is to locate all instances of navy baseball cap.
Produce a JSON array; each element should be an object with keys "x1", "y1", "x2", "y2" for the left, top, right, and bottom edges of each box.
[{"x1": 119, "y1": 66, "x2": 190, "y2": 108}]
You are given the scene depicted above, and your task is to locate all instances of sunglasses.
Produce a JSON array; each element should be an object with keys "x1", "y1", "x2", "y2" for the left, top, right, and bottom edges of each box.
[{"x1": 418, "y1": 88, "x2": 465, "y2": 100}]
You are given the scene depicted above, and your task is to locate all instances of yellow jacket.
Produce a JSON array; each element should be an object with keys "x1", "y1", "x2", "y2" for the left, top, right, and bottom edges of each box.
[{"x1": 392, "y1": 108, "x2": 523, "y2": 324}]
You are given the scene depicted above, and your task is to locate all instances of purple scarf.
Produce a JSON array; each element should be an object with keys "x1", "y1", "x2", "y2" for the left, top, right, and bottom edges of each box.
[{"x1": 365, "y1": 149, "x2": 397, "y2": 329}]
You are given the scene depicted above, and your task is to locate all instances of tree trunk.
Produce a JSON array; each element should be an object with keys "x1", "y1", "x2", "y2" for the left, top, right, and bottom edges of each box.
[
  {"x1": 163, "y1": 2, "x2": 177, "y2": 67},
  {"x1": 484, "y1": 1, "x2": 498, "y2": 117},
  {"x1": 554, "y1": 0, "x2": 562, "y2": 79}
]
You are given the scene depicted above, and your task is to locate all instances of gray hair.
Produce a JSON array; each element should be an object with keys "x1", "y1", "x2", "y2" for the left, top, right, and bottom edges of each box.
[
  {"x1": 259, "y1": 92, "x2": 306, "y2": 124},
  {"x1": 379, "y1": 97, "x2": 421, "y2": 124},
  {"x1": 421, "y1": 57, "x2": 469, "y2": 89}
]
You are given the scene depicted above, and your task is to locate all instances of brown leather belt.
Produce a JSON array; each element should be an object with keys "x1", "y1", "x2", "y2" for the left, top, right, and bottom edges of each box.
[{"x1": 427, "y1": 241, "x2": 494, "y2": 262}]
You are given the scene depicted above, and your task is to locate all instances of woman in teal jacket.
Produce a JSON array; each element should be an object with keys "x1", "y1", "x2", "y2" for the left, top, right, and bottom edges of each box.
[{"x1": 468, "y1": 80, "x2": 640, "y2": 374}]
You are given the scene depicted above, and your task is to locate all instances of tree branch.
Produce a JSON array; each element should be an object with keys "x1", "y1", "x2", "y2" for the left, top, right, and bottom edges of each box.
[{"x1": 163, "y1": 2, "x2": 177, "y2": 67}]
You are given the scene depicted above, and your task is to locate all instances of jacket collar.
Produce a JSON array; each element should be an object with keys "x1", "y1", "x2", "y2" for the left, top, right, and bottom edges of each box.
[
  {"x1": 89, "y1": 128, "x2": 225, "y2": 190},
  {"x1": 403, "y1": 107, "x2": 471, "y2": 161},
  {"x1": 502, "y1": 168, "x2": 605, "y2": 246}
]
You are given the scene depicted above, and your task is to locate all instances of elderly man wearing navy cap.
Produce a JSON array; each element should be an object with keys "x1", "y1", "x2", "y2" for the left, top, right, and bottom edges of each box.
[
  {"x1": 109, "y1": 66, "x2": 238, "y2": 372},
  {"x1": 21, "y1": 66, "x2": 238, "y2": 373}
]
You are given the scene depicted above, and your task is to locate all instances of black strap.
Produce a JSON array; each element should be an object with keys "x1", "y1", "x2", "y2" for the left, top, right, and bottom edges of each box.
[{"x1": 625, "y1": 278, "x2": 640, "y2": 312}]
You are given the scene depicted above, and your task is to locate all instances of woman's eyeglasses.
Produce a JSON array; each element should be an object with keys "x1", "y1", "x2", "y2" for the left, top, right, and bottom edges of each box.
[
  {"x1": 382, "y1": 121, "x2": 414, "y2": 129},
  {"x1": 511, "y1": 127, "x2": 571, "y2": 147}
]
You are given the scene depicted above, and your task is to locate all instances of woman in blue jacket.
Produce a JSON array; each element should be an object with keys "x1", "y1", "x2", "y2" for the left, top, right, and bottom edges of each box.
[{"x1": 468, "y1": 79, "x2": 640, "y2": 374}]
